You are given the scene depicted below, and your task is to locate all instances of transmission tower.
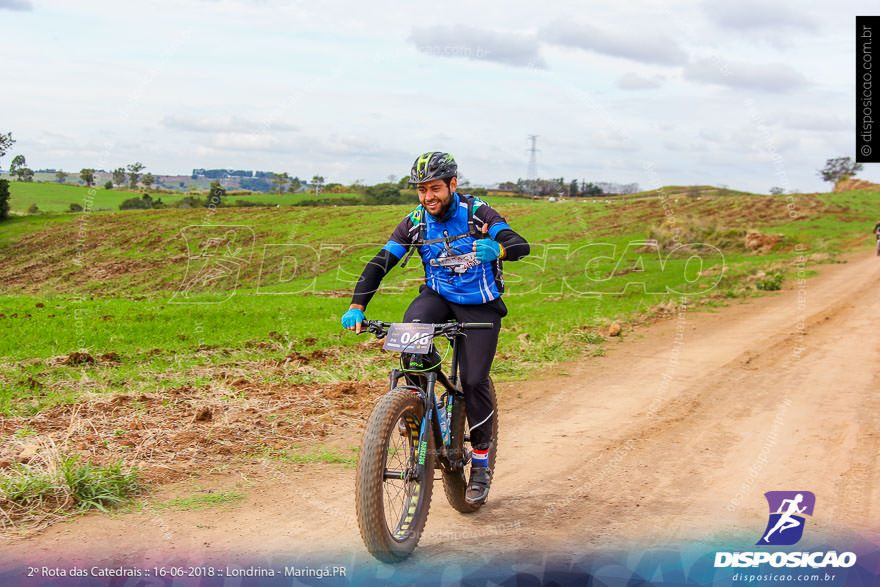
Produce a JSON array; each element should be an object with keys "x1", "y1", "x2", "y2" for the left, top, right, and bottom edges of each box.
[{"x1": 526, "y1": 135, "x2": 539, "y2": 180}]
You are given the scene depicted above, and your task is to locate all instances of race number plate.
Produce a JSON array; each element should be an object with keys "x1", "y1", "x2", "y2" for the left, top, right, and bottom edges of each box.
[{"x1": 382, "y1": 323, "x2": 434, "y2": 354}]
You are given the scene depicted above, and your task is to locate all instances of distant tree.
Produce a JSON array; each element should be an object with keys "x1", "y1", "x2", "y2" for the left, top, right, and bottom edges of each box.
[
  {"x1": 497, "y1": 181, "x2": 520, "y2": 193},
  {"x1": 27, "y1": 203, "x2": 39, "y2": 214},
  {"x1": 818, "y1": 156, "x2": 863, "y2": 184},
  {"x1": 79, "y1": 168, "x2": 96, "y2": 187},
  {"x1": 120, "y1": 193, "x2": 163, "y2": 210},
  {"x1": 0, "y1": 178, "x2": 9, "y2": 220},
  {"x1": 208, "y1": 180, "x2": 226, "y2": 206},
  {"x1": 397, "y1": 176, "x2": 410, "y2": 189},
  {"x1": 111, "y1": 167, "x2": 126, "y2": 187},
  {"x1": 271, "y1": 172, "x2": 289, "y2": 194},
  {"x1": 104, "y1": 180, "x2": 114, "y2": 190},
  {"x1": 55, "y1": 170, "x2": 69, "y2": 183},
  {"x1": 176, "y1": 195, "x2": 205, "y2": 208},
  {"x1": 769, "y1": 186, "x2": 785, "y2": 195},
  {"x1": 361, "y1": 183, "x2": 414, "y2": 205},
  {"x1": 471, "y1": 187, "x2": 488, "y2": 198},
  {"x1": 127, "y1": 162, "x2": 145, "y2": 189},
  {"x1": 0, "y1": 132, "x2": 14, "y2": 166},
  {"x1": 20, "y1": 168, "x2": 34, "y2": 182},
  {"x1": 287, "y1": 176, "x2": 302, "y2": 192},
  {"x1": 581, "y1": 182, "x2": 602, "y2": 197},
  {"x1": 311, "y1": 175, "x2": 324, "y2": 196},
  {"x1": 9, "y1": 155, "x2": 26, "y2": 180},
  {"x1": 142, "y1": 172, "x2": 154, "y2": 190},
  {"x1": 569, "y1": 179, "x2": 579, "y2": 197},
  {"x1": 69, "y1": 202, "x2": 83, "y2": 212},
  {"x1": 241, "y1": 177, "x2": 271, "y2": 192}
]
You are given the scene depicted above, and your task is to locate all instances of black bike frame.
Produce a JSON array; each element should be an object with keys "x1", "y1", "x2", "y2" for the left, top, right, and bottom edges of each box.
[
  {"x1": 386, "y1": 333, "x2": 463, "y2": 483},
  {"x1": 362, "y1": 320, "x2": 492, "y2": 484}
]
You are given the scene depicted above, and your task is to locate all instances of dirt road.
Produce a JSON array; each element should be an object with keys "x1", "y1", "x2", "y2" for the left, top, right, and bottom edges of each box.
[{"x1": 3, "y1": 251, "x2": 879, "y2": 568}]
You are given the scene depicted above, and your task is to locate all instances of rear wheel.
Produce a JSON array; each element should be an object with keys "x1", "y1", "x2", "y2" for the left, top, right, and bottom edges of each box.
[
  {"x1": 441, "y1": 377, "x2": 498, "y2": 513},
  {"x1": 356, "y1": 387, "x2": 435, "y2": 562}
]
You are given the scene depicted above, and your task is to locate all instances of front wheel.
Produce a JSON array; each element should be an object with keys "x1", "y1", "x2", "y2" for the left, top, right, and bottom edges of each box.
[
  {"x1": 441, "y1": 377, "x2": 498, "y2": 513},
  {"x1": 356, "y1": 387, "x2": 435, "y2": 562}
]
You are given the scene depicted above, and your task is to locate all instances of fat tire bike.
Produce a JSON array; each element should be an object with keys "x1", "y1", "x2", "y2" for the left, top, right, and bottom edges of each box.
[{"x1": 354, "y1": 320, "x2": 499, "y2": 562}]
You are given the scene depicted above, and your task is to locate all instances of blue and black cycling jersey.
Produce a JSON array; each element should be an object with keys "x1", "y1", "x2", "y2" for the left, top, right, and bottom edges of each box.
[{"x1": 351, "y1": 192, "x2": 529, "y2": 308}]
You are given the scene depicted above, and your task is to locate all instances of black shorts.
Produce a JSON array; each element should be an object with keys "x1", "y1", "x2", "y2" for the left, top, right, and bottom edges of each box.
[{"x1": 403, "y1": 285, "x2": 506, "y2": 450}]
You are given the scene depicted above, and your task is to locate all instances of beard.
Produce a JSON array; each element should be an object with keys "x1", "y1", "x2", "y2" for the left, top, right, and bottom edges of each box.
[{"x1": 424, "y1": 189, "x2": 453, "y2": 218}]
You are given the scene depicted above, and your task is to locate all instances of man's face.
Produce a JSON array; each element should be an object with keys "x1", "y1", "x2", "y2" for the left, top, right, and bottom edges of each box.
[{"x1": 417, "y1": 177, "x2": 457, "y2": 217}]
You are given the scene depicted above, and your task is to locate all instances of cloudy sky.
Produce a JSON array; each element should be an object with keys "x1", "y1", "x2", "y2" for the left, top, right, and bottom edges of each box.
[{"x1": 2, "y1": 0, "x2": 876, "y2": 192}]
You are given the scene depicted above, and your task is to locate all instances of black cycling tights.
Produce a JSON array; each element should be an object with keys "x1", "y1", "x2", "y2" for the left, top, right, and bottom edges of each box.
[{"x1": 403, "y1": 285, "x2": 507, "y2": 451}]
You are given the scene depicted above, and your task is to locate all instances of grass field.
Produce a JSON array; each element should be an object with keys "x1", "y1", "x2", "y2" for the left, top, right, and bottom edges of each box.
[
  {"x1": 1, "y1": 183, "x2": 877, "y2": 524},
  {"x1": 3, "y1": 181, "x2": 360, "y2": 214},
  {"x1": 1, "y1": 185, "x2": 874, "y2": 411}
]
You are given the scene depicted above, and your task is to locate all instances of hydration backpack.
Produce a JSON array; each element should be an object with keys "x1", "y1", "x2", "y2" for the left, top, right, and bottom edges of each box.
[{"x1": 400, "y1": 195, "x2": 485, "y2": 269}]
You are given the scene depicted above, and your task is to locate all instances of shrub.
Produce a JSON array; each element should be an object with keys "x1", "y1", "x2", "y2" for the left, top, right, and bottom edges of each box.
[
  {"x1": 120, "y1": 196, "x2": 151, "y2": 210},
  {"x1": 756, "y1": 272, "x2": 785, "y2": 291},
  {"x1": 176, "y1": 195, "x2": 205, "y2": 208},
  {"x1": 119, "y1": 194, "x2": 165, "y2": 210},
  {"x1": 27, "y1": 203, "x2": 39, "y2": 214},
  {"x1": 104, "y1": 180, "x2": 113, "y2": 190},
  {"x1": 69, "y1": 202, "x2": 83, "y2": 212},
  {"x1": 361, "y1": 184, "x2": 416, "y2": 205}
]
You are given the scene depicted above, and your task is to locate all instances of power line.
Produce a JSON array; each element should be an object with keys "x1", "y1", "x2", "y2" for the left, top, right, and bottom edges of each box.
[{"x1": 526, "y1": 135, "x2": 539, "y2": 180}]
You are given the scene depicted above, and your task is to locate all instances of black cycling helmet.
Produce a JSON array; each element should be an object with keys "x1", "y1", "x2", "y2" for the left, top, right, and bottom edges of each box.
[{"x1": 410, "y1": 152, "x2": 457, "y2": 184}]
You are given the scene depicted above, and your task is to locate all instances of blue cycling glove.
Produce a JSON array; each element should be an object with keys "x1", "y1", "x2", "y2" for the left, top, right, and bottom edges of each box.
[
  {"x1": 474, "y1": 239, "x2": 502, "y2": 262},
  {"x1": 342, "y1": 308, "x2": 365, "y2": 329}
]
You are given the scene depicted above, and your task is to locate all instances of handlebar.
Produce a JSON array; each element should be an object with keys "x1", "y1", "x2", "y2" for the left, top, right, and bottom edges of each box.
[{"x1": 358, "y1": 320, "x2": 493, "y2": 339}]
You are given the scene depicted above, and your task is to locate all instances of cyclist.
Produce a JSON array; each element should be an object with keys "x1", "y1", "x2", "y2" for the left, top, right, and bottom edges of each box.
[{"x1": 342, "y1": 152, "x2": 530, "y2": 505}]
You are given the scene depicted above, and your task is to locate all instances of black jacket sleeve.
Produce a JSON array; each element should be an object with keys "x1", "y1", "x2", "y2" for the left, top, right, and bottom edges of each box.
[
  {"x1": 351, "y1": 248, "x2": 400, "y2": 308},
  {"x1": 496, "y1": 228, "x2": 530, "y2": 261}
]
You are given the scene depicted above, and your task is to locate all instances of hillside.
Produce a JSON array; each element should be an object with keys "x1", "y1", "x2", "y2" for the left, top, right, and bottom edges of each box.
[{"x1": 0, "y1": 184, "x2": 878, "y2": 529}]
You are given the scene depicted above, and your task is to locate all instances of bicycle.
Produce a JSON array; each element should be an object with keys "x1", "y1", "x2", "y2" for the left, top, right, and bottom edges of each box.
[{"x1": 354, "y1": 319, "x2": 499, "y2": 562}]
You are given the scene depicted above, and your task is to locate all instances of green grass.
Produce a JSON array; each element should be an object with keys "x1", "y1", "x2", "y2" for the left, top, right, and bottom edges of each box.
[
  {"x1": 3, "y1": 181, "x2": 359, "y2": 214},
  {"x1": 0, "y1": 455, "x2": 140, "y2": 521},
  {"x1": 0, "y1": 185, "x2": 878, "y2": 416},
  {"x1": 153, "y1": 490, "x2": 244, "y2": 511},
  {"x1": 279, "y1": 445, "x2": 359, "y2": 466}
]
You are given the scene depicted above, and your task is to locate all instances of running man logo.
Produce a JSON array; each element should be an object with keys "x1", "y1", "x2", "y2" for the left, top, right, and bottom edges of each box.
[{"x1": 757, "y1": 491, "x2": 816, "y2": 546}]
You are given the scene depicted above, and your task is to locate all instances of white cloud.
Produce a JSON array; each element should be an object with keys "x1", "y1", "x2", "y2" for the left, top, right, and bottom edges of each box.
[
  {"x1": 0, "y1": 0, "x2": 32, "y2": 11},
  {"x1": 702, "y1": 0, "x2": 817, "y2": 31},
  {"x1": 541, "y1": 19, "x2": 687, "y2": 65},
  {"x1": 781, "y1": 111, "x2": 849, "y2": 132},
  {"x1": 162, "y1": 115, "x2": 298, "y2": 134},
  {"x1": 683, "y1": 57, "x2": 808, "y2": 92},
  {"x1": 616, "y1": 72, "x2": 664, "y2": 90},
  {"x1": 410, "y1": 25, "x2": 547, "y2": 69}
]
